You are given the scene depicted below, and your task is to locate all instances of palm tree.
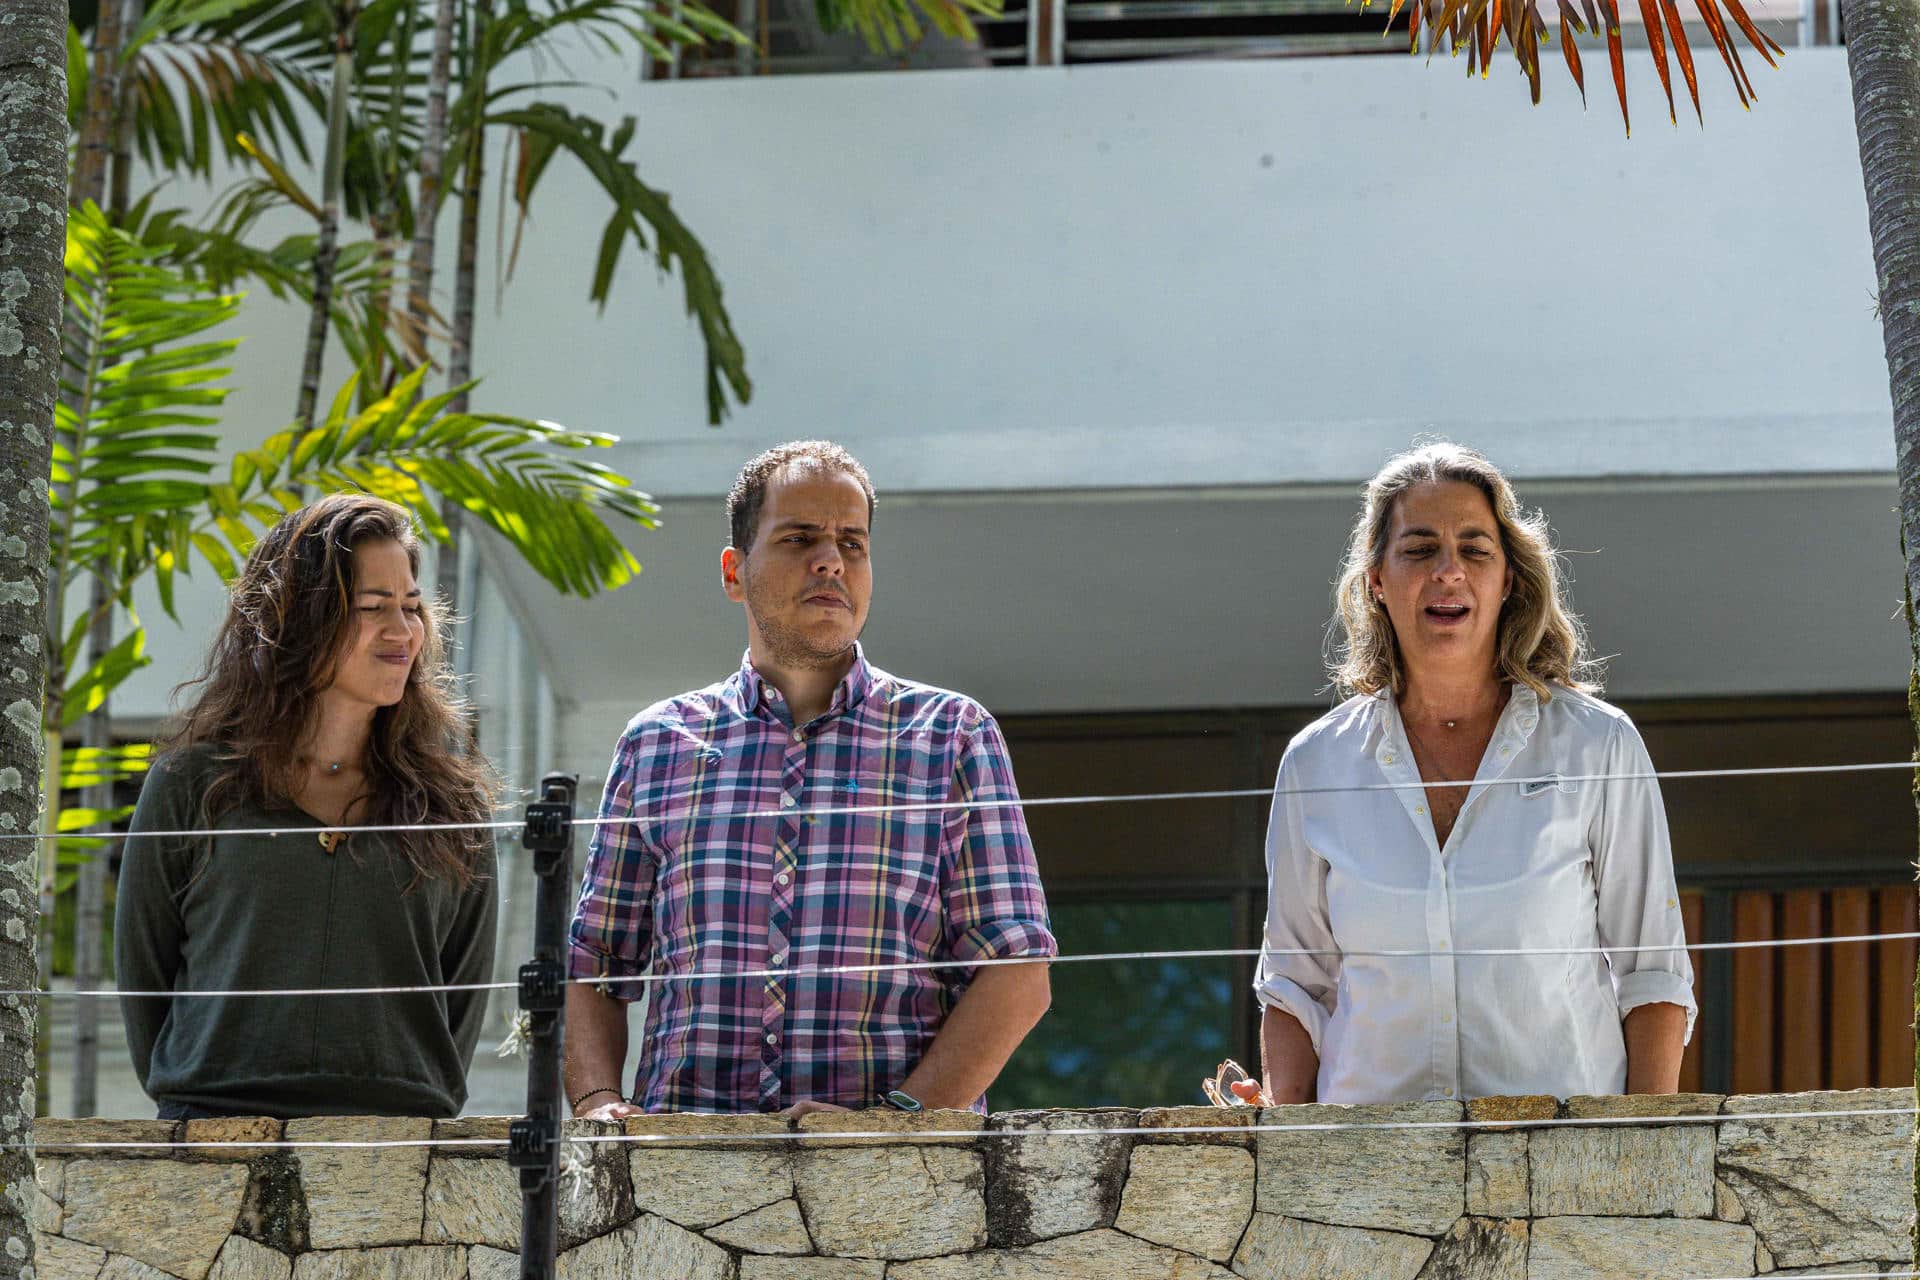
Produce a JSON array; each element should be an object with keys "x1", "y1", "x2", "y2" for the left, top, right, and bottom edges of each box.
[
  {"x1": 1837, "y1": 0, "x2": 1920, "y2": 1254},
  {"x1": 0, "y1": 0, "x2": 69, "y2": 1256}
]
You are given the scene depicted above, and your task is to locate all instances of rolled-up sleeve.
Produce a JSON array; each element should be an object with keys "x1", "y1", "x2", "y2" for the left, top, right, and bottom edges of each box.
[
  {"x1": 1254, "y1": 750, "x2": 1339, "y2": 1054},
  {"x1": 1592, "y1": 717, "x2": 1697, "y2": 1039},
  {"x1": 567, "y1": 735, "x2": 657, "y2": 1002},
  {"x1": 938, "y1": 709, "x2": 1057, "y2": 988}
]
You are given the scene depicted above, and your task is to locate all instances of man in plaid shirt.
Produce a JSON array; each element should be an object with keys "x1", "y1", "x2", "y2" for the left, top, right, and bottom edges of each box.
[{"x1": 564, "y1": 441, "x2": 1057, "y2": 1116}]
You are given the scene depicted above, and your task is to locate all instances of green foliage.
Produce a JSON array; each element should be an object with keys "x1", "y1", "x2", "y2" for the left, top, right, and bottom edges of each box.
[
  {"x1": 492, "y1": 102, "x2": 750, "y2": 426},
  {"x1": 813, "y1": 0, "x2": 1001, "y2": 53},
  {"x1": 234, "y1": 364, "x2": 662, "y2": 597}
]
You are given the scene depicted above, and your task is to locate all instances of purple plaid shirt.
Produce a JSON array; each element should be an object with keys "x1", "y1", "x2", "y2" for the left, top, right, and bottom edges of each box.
[{"x1": 568, "y1": 646, "x2": 1056, "y2": 1113}]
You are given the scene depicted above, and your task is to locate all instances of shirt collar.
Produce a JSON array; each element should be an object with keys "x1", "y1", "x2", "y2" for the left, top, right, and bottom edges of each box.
[
  {"x1": 1368, "y1": 679, "x2": 1543, "y2": 744},
  {"x1": 736, "y1": 643, "x2": 875, "y2": 723}
]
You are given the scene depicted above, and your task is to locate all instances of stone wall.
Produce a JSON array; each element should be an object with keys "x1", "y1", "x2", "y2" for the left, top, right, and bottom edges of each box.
[{"x1": 28, "y1": 1089, "x2": 1914, "y2": 1280}]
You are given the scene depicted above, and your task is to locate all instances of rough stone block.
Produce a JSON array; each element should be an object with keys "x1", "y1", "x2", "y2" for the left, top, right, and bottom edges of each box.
[
  {"x1": 555, "y1": 1218, "x2": 728, "y2": 1280},
  {"x1": 35, "y1": 1186, "x2": 61, "y2": 1233},
  {"x1": 63, "y1": 1158, "x2": 249, "y2": 1280},
  {"x1": 1563, "y1": 1094, "x2": 1724, "y2": 1119},
  {"x1": 234, "y1": 1153, "x2": 310, "y2": 1256},
  {"x1": 207, "y1": 1235, "x2": 293, "y2": 1280},
  {"x1": 431, "y1": 1117, "x2": 513, "y2": 1145},
  {"x1": 622, "y1": 1113, "x2": 789, "y2": 1149},
  {"x1": 555, "y1": 1137, "x2": 633, "y2": 1246},
  {"x1": 1231, "y1": 1212, "x2": 1435, "y2": 1280},
  {"x1": 1770, "y1": 1266, "x2": 1907, "y2": 1277},
  {"x1": 1466, "y1": 1096, "x2": 1558, "y2": 1128},
  {"x1": 1717, "y1": 1089, "x2": 1914, "y2": 1268},
  {"x1": 1414, "y1": 1218, "x2": 1527, "y2": 1280},
  {"x1": 705, "y1": 1198, "x2": 812, "y2": 1254},
  {"x1": 34, "y1": 1121, "x2": 181, "y2": 1158},
  {"x1": 185, "y1": 1119, "x2": 284, "y2": 1161},
  {"x1": 1113, "y1": 1143, "x2": 1253, "y2": 1262},
  {"x1": 796, "y1": 1108, "x2": 983, "y2": 1147},
  {"x1": 36, "y1": 1157, "x2": 65, "y2": 1203},
  {"x1": 738, "y1": 1261, "x2": 887, "y2": 1280},
  {"x1": 291, "y1": 1246, "x2": 466, "y2": 1280},
  {"x1": 892, "y1": 1228, "x2": 1236, "y2": 1279},
  {"x1": 99, "y1": 1255, "x2": 176, "y2": 1280},
  {"x1": 286, "y1": 1117, "x2": 431, "y2": 1250},
  {"x1": 1529, "y1": 1216, "x2": 1758, "y2": 1280},
  {"x1": 34, "y1": 1236, "x2": 107, "y2": 1280},
  {"x1": 1136, "y1": 1106, "x2": 1254, "y2": 1147},
  {"x1": 985, "y1": 1109, "x2": 1135, "y2": 1245},
  {"x1": 467, "y1": 1246, "x2": 519, "y2": 1280},
  {"x1": 1466, "y1": 1132, "x2": 1528, "y2": 1219},
  {"x1": 1254, "y1": 1101, "x2": 1465, "y2": 1235},
  {"x1": 1529, "y1": 1126, "x2": 1715, "y2": 1217},
  {"x1": 423, "y1": 1157, "x2": 518, "y2": 1249},
  {"x1": 1716, "y1": 1178, "x2": 1748, "y2": 1223},
  {"x1": 793, "y1": 1144, "x2": 987, "y2": 1259},
  {"x1": 629, "y1": 1145, "x2": 791, "y2": 1229}
]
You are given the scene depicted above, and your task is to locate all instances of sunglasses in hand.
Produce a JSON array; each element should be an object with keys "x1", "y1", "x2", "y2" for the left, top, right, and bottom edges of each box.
[{"x1": 1201, "y1": 1058, "x2": 1270, "y2": 1108}]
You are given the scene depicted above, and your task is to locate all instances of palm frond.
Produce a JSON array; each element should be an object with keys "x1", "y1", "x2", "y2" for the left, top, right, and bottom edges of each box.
[
  {"x1": 58, "y1": 206, "x2": 246, "y2": 617},
  {"x1": 490, "y1": 102, "x2": 750, "y2": 426},
  {"x1": 234, "y1": 364, "x2": 661, "y2": 597}
]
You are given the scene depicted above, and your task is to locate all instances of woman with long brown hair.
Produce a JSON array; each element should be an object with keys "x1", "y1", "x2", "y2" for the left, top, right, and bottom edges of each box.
[
  {"x1": 1247, "y1": 442, "x2": 1694, "y2": 1105},
  {"x1": 115, "y1": 493, "x2": 499, "y2": 1119}
]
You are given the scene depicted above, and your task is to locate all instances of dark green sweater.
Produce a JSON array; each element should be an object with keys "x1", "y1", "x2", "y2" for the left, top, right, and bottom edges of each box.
[{"x1": 114, "y1": 746, "x2": 499, "y2": 1118}]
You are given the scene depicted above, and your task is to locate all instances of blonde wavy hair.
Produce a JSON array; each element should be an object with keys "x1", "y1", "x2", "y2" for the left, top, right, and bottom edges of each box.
[{"x1": 1328, "y1": 442, "x2": 1600, "y2": 701}]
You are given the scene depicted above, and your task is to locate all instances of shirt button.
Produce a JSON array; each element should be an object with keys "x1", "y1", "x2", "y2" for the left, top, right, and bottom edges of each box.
[
  {"x1": 766, "y1": 1032, "x2": 778, "y2": 1045},
  {"x1": 1383, "y1": 751, "x2": 1397, "y2": 764},
  {"x1": 1499, "y1": 746, "x2": 1512, "y2": 757},
  {"x1": 792, "y1": 729, "x2": 805, "y2": 743},
  {"x1": 1442, "y1": 1087, "x2": 1455, "y2": 1098},
  {"x1": 1437, "y1": 941, "x2": 1449, "y2": 951},
  {"x1": 1441, "y1": 1012, "x2": 1453, "y2": 1024},
  {"x1": 776, "y1": 872, "x2": 791, "y2": 886},
  {"x1": 1415, "y1": 805, "x2": 1426, "y2": 815},
  {"x1": 780, "y1": 794, "x2": 797, "y2": 808},
  {"x1": 771, "y1": 952, "x2": 785, "y2": 966}
]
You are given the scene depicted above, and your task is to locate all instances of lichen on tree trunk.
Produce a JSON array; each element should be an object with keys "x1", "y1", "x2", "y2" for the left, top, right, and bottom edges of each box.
[
  {"x1": 1841, "y1": 0, "x2": 1920, "y2": 1262},
  {"x1": 0, "y1": 0, "x2": 71, "y2": 1271}
]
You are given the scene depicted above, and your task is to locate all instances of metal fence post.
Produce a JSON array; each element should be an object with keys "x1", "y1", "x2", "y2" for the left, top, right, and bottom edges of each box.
[{"x1": 509, "y1": 773, "x2": 577, "y2": 1280}]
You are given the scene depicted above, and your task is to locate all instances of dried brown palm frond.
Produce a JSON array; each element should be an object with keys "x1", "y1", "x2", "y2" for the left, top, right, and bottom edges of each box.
[{"x1": 1398, "y1": 0, "x2": 1786, "y2": 134}]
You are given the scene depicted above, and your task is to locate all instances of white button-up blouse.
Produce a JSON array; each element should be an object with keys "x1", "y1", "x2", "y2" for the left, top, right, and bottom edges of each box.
[{"x1": 1254, "y1": 682, "x2": 1696, "y2": 1104}]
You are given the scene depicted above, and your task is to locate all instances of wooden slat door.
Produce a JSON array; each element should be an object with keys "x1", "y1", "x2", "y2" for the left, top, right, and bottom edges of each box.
[{"x1": 1876, "y1": 884, "x2": 1916, "y2": 1088}]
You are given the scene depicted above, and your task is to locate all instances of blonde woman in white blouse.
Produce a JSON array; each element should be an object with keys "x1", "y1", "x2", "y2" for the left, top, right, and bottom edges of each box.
[{"x1": 1250, "y1": 443, "x2": 1695, "y2": 1106}]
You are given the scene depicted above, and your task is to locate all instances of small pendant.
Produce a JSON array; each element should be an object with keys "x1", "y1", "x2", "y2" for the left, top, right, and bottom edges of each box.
[
  {"x1": 326, "y1": 762, "x2": 342, "y2": 776},
  {"x1": 1445, "y1": 721, "x2": 1457, "y2": 729}
]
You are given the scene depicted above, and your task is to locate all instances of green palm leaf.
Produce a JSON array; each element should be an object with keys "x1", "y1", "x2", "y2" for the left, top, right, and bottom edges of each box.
[
  {"x1": 234, "y1": 363, "x2": 661, "y2": 597},
  {"x1": 490, "y1": 102, "x2": 750, "y2": 426}
]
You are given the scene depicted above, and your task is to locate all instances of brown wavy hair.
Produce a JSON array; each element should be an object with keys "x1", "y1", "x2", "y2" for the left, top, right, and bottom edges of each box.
[
  {"x1": 1328, "y1": 441, "x2": 1601, "y2": 702},
  {"x1": 165, "y1": 493, "x2": 494, "y2": 889}
]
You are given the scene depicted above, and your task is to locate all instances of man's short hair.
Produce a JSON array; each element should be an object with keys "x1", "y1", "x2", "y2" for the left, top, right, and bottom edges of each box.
[{"x1": 727, "y1": 440, "x2": 877, "y2": 551}]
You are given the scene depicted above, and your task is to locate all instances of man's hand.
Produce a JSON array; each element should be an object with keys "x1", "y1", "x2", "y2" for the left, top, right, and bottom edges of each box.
[
  {"x1": 777, "y1": 1100, "x2": 852, "y2": 1119},
  {"x1": 576, "y1": 1094, "x2": 643, "y2": 1122}
]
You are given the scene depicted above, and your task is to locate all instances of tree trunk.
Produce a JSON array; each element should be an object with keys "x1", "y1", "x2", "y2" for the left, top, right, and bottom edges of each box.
[
  {"x1": 407, "y1": 0, "x2": 459, "y2": 341},
  {"x1": 1840, "y1": 0, "x2": 1920, "y2": 1263},
  {"x1": 70, "y1": 0, "x2": 127, "y2": 208},
  {"x1": 439, "y1": 0, "x2": 495, "y2": 624},
  {"x1": 109, "y1": 0, "x2": 145, "y2": 224},
  {"x1": 69, "y1": 589, "x2": 114, "y2": 1119},
  {"x1": 0, "y1": 0, "x2": 70, "y2": 1261},
  {"x1": 295, "y1": 21, "x2": 356, "y2": 436}
]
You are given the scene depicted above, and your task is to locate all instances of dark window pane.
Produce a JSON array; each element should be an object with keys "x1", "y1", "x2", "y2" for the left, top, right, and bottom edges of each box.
[{"x1": 990, "y1": 898, "x2": 1239, "y2": 1110}]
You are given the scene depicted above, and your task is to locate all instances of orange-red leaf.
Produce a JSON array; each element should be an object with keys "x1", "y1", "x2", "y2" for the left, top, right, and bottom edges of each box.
[
  {"x1": 1603, "y1": 0, "x2": 1629, "y2": 135},
  {"x1": 1637, "y1": 0, "x2": 1676, "y2": 124},
  {"x1": 1660, "y1": 0, "x2": 1702, "y2": 123},
  {"x1": 1560, "y1": 9, "x2": 1587, "y2": 105},
  {"x1": 1476, "y1": 4, "x2": 1492, "y2": 74},
  {"x1": 1721, "y1": 0, "x2": 1781, "y2": 65},
  {"x1": 1693, "y1": 0, "x2": 1751, "y2": 107},
  {"x1": 1488, "y1": 0, "x2": 1504, "y2": 51},
  {"x1": 1523, "y1": 6, "x2": 1543, "y2": 103}
]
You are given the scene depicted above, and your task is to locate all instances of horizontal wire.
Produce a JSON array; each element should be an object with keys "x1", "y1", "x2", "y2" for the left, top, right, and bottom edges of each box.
[
  {"x1": 12, "y1": 930, "x2": 1919, "y2": 1000},
  {"x1": 4, "y1": 758, "x2": 1915, "y2": 845},
  {"x1": 1687, "y1": 1273, "x2": 1914, "y2": 1280},
  {"x1": 22, "y1": 1104, "x2": 1917, "y2": 1154}
]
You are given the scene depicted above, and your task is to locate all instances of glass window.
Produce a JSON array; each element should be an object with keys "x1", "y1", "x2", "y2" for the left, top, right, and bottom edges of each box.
[{"x1": 990, "y1": 897, "x2": 1241, "y2": 1110}]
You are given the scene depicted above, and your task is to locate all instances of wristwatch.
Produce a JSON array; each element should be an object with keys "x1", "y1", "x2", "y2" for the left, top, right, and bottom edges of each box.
[{"x1": 876, "y1": 1089, "x2": 924, "y2": 1113}]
